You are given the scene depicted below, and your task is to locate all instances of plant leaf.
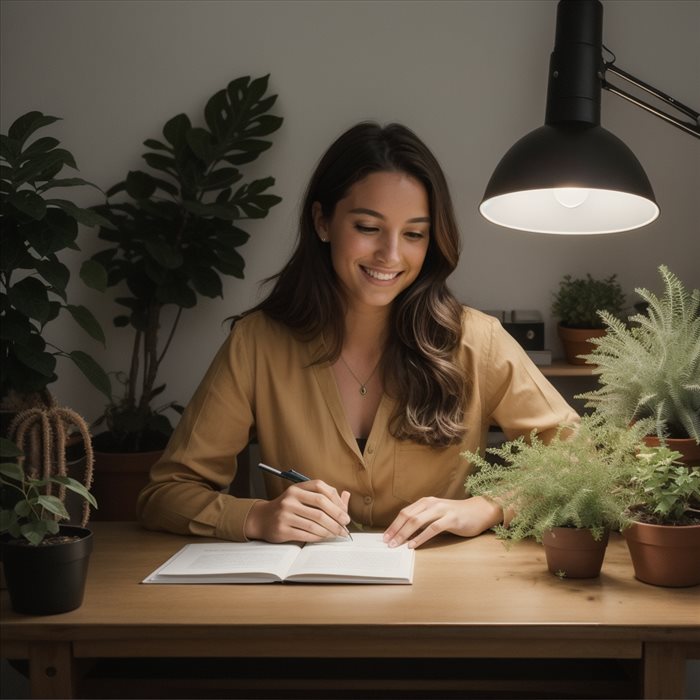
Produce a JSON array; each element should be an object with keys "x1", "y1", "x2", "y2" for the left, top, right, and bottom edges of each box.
[
  {"x1": 68, "y1": 350, "x2": 112, "y2": 399},
  {"x1": 125, "y1": 170, "x2": 157, "y2": 199},
  {"x1": 80, "y1": 259, "x2": 108, "y2": 292},
  {"x1": 35, "y1": 257, "x2": 70, "y2": 297},
  {"x1": 8, "y1": 190, "x2": 47, "y2": 220},
  {"x1": 8, "y1": 276, "x2": 51, "y2": 323},
  {"x1": 162, "y1": 113, "x2": 191, "y2": 149},
  {"x1": 36, "y1": 495, "x2": 70, "y2": 519},
  {"x1": 0, "y1": 439, "x2": 23, "y2": 459},
  {"x1": 144, "y1": 238, "x2": 183, "y2": 269},
  {"x1": 45, "y1": 199, "x2": 111, "y2": 227},
  {"x1": 66, "y1": 304, "x2": 106, "y2": 344},
  {"x1": 8, "y1": 111, "x2": 60, "y2": 147}
]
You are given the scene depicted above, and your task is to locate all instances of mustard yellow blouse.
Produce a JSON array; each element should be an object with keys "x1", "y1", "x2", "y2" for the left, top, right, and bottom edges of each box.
[{"x1": 137, "y1": 307, "x2": 578, "y2": 541}]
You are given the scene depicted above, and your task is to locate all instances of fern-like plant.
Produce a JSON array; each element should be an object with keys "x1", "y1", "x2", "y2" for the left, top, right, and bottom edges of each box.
[
  {"x1": 576, "y1": 265, "x2": 700, "y2": 441},
  {"x1": 463, "y1": 414, "x2": 649, "y2": 544}
]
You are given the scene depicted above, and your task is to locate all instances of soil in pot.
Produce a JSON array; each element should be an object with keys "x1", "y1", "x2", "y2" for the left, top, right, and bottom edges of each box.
[
  {"x1": 542, "y1": 527, "x2": 609, "y2": 578},
  {"x1": 2, "y1": 525, "x2": 93, "y2": 615}
]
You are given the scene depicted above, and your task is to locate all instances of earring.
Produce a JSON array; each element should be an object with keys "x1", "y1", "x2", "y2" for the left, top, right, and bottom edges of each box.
[{"x1": 321, "y1": 236, "x2": 329, "y2": 242}]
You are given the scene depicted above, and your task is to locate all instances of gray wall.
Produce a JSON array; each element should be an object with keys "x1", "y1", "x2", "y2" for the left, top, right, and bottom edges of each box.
[
  {"x1": 1, "y1": 3, "x2": 699, "y2": 694},
  {"x1": 2, "y1": 0, "x2": 698, "y2": 421}
]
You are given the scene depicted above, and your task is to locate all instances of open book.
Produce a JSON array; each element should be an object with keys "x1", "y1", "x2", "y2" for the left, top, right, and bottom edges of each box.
[{"x1": 143, "y1": 533, "x2": 414, "y2": 585}]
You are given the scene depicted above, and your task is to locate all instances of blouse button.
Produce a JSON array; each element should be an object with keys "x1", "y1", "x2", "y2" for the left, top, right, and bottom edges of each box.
[
  {"x1": 364, "y1": 496, "x2": 373, "y2": 505},
  {"x1": 366, "y1": 445, "x2": 374, "y2": 454}
]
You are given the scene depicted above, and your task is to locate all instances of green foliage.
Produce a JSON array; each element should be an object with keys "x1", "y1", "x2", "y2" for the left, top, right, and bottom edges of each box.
[
  {"x1": 0, "y1": 111, "x2": 111, "y2": 403},
  {"x1": 577, "y1": 265, "x2": 700, "y2": 441},
  {"x1": 630, "y1": 446, "x2": 700, "y2": 525},
  {"x1": 464, "y1": 414, "x2": 650, "y2": 544},
  {"x1": 552, "y1": 273, "x2": 626, "y2": 328},
  {"x1": 0, "y1": 437, "x2": 97, "y2": 545},
  {"x1": 90, "y1": 75, "x2": 283, "y2": 451}
]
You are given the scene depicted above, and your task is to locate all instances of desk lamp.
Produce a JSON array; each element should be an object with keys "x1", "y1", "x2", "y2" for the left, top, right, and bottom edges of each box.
[{"x1": 479, "y1": 0, "x2": 699, "y2": 235}]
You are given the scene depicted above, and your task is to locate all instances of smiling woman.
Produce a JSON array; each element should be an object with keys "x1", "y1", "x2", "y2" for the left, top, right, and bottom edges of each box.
[{"x1": 136, "y1": 122, "x2": 578, "y2": 551}]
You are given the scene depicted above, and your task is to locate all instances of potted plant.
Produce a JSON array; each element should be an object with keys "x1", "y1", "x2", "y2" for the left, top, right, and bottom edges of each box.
[
  {"x1": 0, "y1": 436, "x2": 97, "y2": 614},
  {"x1": 1, "y1": 110, "x2": 112, "y2": 422},
  {"x1": 623, "y1": 445, "x2": 700, "y2": 587},
  {"x1": 88, "y1": 75, "x2": 283, "y2": 519},
  {"x1": 577, "y1": 265, "x2": 699, "y2": 464},
  {"x1": 552, "y1": 273, "x2": 626, "y2": 364},
  {"x1": 464, "y1": 414, "x2": 646, "y2": 579}
]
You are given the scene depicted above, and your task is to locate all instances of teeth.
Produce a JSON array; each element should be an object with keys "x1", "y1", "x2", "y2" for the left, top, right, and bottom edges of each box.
[{"x1": 362, "y1": 266, "x2": 400, "y2": 281}]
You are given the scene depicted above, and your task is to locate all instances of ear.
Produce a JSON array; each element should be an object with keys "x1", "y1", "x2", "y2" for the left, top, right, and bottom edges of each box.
[{"x1": 311, "y1": 202, "x2": 329, "y2": 242}]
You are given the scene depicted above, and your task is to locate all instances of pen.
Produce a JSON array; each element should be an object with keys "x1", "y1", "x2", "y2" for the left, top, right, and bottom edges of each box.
[{"x1": 257, "y1": 463, "x2": 353, "y2": 540}]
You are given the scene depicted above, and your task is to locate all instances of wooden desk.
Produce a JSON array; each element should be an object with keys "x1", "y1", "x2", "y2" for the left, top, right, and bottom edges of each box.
[{"x1": 1, "y1": 523, "x2": 698, "y2": 699}]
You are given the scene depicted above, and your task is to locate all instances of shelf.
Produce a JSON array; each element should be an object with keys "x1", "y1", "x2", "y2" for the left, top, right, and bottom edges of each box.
[{"x1": 539, "y1": 361, "x2": 596, "y2": 377}]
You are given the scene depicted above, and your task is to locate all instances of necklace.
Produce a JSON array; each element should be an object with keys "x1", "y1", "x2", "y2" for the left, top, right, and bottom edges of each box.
[{"x1": 339, "y1": 355, "x2": 381, "y2": 397}]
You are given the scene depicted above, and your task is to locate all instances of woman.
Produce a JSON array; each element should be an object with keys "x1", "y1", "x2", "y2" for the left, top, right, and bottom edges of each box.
[{"x1": 137, "y1": 122, "x2": 578, "y2": 549}]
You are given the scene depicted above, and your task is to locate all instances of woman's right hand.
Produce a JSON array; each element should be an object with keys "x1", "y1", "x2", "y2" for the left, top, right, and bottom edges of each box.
[{"x1": 244, "y1": 480, "x2": 351, "y2": 543}]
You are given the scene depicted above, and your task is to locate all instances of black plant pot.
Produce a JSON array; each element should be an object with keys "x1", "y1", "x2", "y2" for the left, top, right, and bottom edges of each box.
[{"x1": 2, "y1": 525, "x2": 93, "y2": 615}]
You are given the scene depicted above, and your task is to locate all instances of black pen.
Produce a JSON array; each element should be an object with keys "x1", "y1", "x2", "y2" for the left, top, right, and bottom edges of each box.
[{"x1": 257, "y1": 463, "x2": 353, "y2": 540}]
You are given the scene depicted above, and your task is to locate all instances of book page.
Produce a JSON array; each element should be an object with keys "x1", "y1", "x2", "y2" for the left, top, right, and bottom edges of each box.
[
  {"x1": 285, "y1": 533, "x2": 415, "y2": 583},
  {"x1": 143, "y1": 542, "x2": 301, "y2": 583}
]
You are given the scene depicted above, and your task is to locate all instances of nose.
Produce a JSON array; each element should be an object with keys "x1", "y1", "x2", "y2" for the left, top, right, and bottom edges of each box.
[{"x1": 375, "y1": 231, "x2": 401, "y2": 264}]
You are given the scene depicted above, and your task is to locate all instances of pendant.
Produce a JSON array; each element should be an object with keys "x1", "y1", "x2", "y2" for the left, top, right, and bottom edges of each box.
[{"x1": 360, "y1": 385, "x2": 368, "y2": 396}]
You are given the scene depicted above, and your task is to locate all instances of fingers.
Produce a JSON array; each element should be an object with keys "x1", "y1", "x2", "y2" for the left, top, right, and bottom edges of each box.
[
  {"x1": 383, "y1": 496, "x2": 505, "y2": 549},
  {"x1": 383, "y1": 497, "x2": 447, "y2": 549},
  {"x1": 248, "y1": 480, "x2": 352, "y2": 544},
  {"x1": 294, "y1": 481, "x2": 352, "y2": 530}
]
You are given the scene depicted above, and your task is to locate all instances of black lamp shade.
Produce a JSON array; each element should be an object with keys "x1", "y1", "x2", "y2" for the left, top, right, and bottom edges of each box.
[{"x1": 479, "y1": 123, "x2": 659, "y2": 234}]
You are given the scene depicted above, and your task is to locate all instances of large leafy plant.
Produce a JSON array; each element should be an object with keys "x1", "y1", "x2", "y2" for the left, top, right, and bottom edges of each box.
[
  {"x1": 91, "y1": 75, "x2": 283, "y2": 452},
  {"x1": 552, "y1": 273, "x2": 626, "y2": 329},
  {"x1": 0, "y1": 111, "x2": 111, "y2": 408},
  {"x1": 577, "y1": 265, "x2": 700, "y2": 441},
  {"x1": 464, "y1": 414, "x2": 650, "y2": 544}
]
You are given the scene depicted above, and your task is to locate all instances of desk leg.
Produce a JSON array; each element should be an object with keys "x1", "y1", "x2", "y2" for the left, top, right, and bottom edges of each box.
[
  {"x1": 643, "y1": 642, "x2": 686, "y2": 699},
  {"x1": 29, "y1": 642, "x2": 74, "y2": 700}
]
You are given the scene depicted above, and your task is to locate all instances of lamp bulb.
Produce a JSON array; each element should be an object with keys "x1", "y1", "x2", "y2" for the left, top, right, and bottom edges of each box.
[{"x1": 554, "y1": 188, "x2": 590, "y2": 208}]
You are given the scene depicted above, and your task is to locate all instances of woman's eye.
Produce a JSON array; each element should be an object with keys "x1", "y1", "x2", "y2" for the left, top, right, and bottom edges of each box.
[
  {"x1": 355, "y1": 224, "x2": 378, "y2": 233},
  {"x1": 405, "y1": 231, "x2": 426, "y2": 240}
]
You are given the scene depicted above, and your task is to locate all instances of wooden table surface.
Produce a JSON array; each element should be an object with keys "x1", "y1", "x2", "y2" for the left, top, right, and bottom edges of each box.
[{"x1": 2, "y1": 522, "x2": 699, "y2": 698}]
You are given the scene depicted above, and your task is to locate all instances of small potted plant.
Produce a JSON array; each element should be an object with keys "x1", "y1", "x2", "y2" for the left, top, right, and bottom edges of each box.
[
  {"x1": 552, "y1": 273, "x2": 626, "y2": 364},
  {"x1": 88, "y1": 75, "x2": 283, "y2": 520},
  {"x1": 0, "y1": 437, "x2": 97, "y2": 614},
  {"x1": 577, "y1": 265, "x2": 699, "y2": 464},
  {"x1": 464, "y1": 414, "x2": 645, "y2": 579},
  {"x1": 623, "y1": 445, "x2": 700, "y2": 587}
]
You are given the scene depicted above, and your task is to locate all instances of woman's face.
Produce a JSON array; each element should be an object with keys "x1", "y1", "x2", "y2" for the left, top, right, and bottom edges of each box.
[{"x1": 313, "y1": 171, "x2": 431, "y2": 313}]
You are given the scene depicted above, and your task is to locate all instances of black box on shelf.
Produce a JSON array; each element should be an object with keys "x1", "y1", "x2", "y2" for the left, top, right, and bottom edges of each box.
[{"x1": 503, "y1": 310, "x2": 545, "y2": 351}]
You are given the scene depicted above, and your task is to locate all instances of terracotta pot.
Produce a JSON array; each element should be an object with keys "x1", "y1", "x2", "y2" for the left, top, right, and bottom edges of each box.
[
  {"x1": 91, "y1": 450, "x2": 163, "y2": 521},
  {"x1": 542, "y1": 527, "x2": 609, "y2": 578},
  {"x1": 642, "y1": 435, "x2": 700, "y2": 467},
  {"x1": 556, "y1": 324, "x2": 606, "y2": 365},
  {"x1": 623, "y1": 521, "x2": 700, "y2": 587}
]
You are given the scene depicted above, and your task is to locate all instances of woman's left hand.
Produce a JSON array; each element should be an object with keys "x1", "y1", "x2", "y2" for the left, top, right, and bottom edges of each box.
[{"x1": 383, "y1": 495, "x2": 503, "y2": 549}]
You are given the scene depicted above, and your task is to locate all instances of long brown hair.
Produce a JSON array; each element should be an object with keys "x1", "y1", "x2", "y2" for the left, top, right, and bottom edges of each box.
[{"x1": 254, "y1": 122, "x2": 467, "y2": 445}]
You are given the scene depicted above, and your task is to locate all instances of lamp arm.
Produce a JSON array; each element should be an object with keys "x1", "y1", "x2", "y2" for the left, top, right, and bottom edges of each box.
[{"x1": 602, "y1": 62, "x2": 700, "y2": 139}]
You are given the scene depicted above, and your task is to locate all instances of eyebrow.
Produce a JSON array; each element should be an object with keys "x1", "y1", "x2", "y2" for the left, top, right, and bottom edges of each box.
[{"x1": 349, "y1": 207, "x2": 430, "y2": 224}]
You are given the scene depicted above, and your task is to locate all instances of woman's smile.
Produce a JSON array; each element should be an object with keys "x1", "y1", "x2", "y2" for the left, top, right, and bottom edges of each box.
[{"x1": 359, "y1": 265, "x2": 403, "y2": 283}]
